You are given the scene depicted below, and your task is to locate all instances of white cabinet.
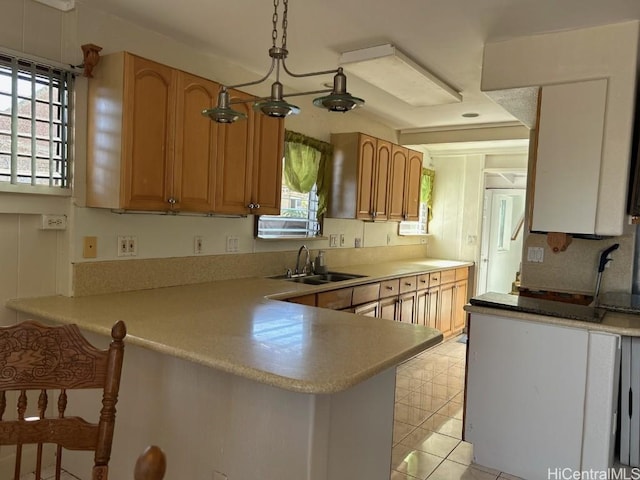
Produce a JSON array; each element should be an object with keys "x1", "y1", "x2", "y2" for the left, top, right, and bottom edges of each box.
[
  {"x1": 465, "y1": 313, "x2": 620, "y2": 478},
  {"x1": 532, "y1": 79, "x2": 607, "y2": 235}
]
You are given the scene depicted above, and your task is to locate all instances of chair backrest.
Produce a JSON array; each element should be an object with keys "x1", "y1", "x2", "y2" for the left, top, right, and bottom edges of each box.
[
  {"x1": 134, "y1": 446, "x2": 166, "y2": 480},
  {"x1": 0, "y1": 320, "x2": 126, "y2": 480}
]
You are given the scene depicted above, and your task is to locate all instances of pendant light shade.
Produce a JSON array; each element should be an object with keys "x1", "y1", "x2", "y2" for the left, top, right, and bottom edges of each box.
[
  {"x1": 313, "y1": 68, "x2": 364, "y2": 112},
  {"x1": 202, "y1": 0, "x2": 363, "y2": 124},
  {"x1": 202, "y1": 89, "x2": 247, "y2": 123},
  {"x1": 253, "y1": 81, "x2": 300, "y2": 118}
]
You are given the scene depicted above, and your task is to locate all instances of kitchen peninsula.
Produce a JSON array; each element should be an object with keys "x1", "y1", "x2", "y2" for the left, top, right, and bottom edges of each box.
[
  {"x1": 464, "y1": 293, "x2": 640, "y2": 479},
  {"x1": 6, "y1": 258, "x2": 467, "y2": 480}
]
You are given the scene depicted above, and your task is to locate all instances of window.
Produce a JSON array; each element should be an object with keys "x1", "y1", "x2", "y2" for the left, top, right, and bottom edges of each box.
[
  {"x1": 0, "y1": 50, "x2": 74, "y2": 193},
  {"x1": 257, "y1": 131, "x2": 332, "y2": 239},
  {"x1": 399, "y1": 168, "x2": 434, "y2": 235}
]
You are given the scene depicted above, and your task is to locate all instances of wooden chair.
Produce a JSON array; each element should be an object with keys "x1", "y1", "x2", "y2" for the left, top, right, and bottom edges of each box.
[
  {"x1": 134, "y1": 446, "x2": 166, "y2": 480},
  {"x1": 0, "y1": 320, "x2": 126, "y2": 480}
]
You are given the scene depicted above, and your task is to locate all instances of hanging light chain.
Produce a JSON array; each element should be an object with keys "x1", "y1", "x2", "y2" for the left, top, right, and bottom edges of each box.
[
  {"x1": 272, "y1": 0, "x2": 279, "y2": 47},
  {"x1": 282, "y1": 0, "x2": 288, "y2": 49}
]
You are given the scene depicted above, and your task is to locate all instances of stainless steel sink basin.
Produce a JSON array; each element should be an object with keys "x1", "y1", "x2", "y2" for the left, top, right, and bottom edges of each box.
[{"x1": 268, "y1": 272, "x2": 366, "y2": 285}]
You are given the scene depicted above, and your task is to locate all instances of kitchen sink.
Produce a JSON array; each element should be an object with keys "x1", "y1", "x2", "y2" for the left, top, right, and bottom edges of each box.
[{"x1": 268, "y1": 272, "x2": 366, "y2": 285}]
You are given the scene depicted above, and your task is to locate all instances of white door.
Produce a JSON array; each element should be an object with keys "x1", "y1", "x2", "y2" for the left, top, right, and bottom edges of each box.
[{"x1": 477, "y1": 189, "x2": 525, "y2": 295}]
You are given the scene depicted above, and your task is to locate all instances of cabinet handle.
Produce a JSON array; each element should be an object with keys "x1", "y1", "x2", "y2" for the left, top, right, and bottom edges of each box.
[
  {"x1": 255, "y1": 203, "x2": 260, "y2": 209},
  {"x1": 420, "y1": 279, "x2": 427, "y2": 283},
  {"x1": 385, "y1": 286, "x2": 393, "y2": 290},
  {"x1": 405, "y1": 282, "x2": 412, "y2": 286},
  {"x1": 168, "y1": 197, "x2": 177, "y2": 205},
  {"x1": 248, "y1": 203, "x2": 261, "y2": 210},
  {"x1": 432, "y1": 277, "x2": 438, "y2": 282}
]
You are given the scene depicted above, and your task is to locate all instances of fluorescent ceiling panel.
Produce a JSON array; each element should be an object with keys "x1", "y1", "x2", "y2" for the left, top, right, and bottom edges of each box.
[
  {"x1": 33, "y1": 0, "x2": 75, "y2": 11},
  {"x1": 340, "y1": 44, "x2": 462, "y2": 107}
]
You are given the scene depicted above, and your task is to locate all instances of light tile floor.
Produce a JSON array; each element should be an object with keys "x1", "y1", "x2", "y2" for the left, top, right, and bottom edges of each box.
[
  {"x1": 19, "y1": 465, "x2": 81, "y2": 480},
  {"x1": 391, "y1": 335, "x2": 521, "y2": 480}
]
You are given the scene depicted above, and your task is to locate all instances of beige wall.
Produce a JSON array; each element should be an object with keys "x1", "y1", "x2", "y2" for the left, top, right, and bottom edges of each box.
[{"x1": 0, "y1": 0, "x2": 426, "y2": 313}]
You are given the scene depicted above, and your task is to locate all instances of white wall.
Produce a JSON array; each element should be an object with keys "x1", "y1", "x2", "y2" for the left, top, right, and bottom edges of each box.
[
  {"x1": 0, "y1": 0, "x2": 423, "y2": 309},
  {"x1": 427, "y1": 151, "x2": 529, "y2": 293}
]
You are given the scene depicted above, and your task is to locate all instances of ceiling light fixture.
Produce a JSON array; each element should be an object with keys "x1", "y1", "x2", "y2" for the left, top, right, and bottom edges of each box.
[
  {"x1": 202, "y1": 0, "x2": 364, "y2": 123},
  {"x1": 339, "y1": 44, "x2": 462, "y2": 107}
]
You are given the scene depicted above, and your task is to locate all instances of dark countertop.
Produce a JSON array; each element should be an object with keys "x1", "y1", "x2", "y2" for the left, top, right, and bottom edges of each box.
[
  {"x1": 465, "y1": 292, "x2": 640, "y2": 337},
  {"x1": 470, "y1": 292, "x2": 606, "y2": 323}
]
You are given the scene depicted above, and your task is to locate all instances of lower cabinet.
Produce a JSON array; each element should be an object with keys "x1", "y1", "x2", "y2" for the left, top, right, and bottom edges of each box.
[
  {"x1": 285, "y1": 266, "x2": 470, "y2": 338},
  {"x1": 398, "y1": 292, "x2": 416, "y2": 324},
  {"x1": 354, "y1": 301, "x2": 379, "y2": 317},
  {"x1": 416, "y1": 285, "x2": 439, "y2": 329}
]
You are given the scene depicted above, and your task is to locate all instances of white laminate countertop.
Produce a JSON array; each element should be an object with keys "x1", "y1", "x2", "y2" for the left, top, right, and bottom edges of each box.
[{"x1": 6, "y1": 258, "x2": 471, "y2": 394}]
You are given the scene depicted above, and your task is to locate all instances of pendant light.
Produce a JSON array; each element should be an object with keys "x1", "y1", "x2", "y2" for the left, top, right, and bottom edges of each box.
[{"x1": 202, "y1": 0, "x2": 364, "y2": 123}]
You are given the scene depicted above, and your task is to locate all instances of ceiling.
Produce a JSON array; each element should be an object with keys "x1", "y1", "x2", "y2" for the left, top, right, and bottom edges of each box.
[{"x1": 76, "y1": 0, "x2": 640, "y2": 134}]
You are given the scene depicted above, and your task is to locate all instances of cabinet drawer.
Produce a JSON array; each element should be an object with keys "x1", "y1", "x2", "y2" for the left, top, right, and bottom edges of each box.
[
  {"x1": 428, "y1": 272, "x2": 442, "y2": 288},
  {"x1": 399, "y1": 275, "x2": 417, "y2": 294},
  {"x1": 455, "y1": 267, "x2": 469, "y2": 281},
  {"x1": 380, "y1": 279, "x2": 400, "y2": 298},
  {"x1": 417, "y1": 274, "x2": 430, "y2": 290},
  {"x1": 352, "y1": 283, "x2": 380, "y2": 306},
  {"x1": 317, "y1": 288, "x2": 353, "y2": 310},
  {"x1": 439, "y1": 269, "x2": 456, "y2": 285}
]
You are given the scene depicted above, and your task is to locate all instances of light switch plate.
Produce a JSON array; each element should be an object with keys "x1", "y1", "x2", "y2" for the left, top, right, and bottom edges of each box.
[{"x1": 527, "y1": 246, "x2": 544, "y2": 263}]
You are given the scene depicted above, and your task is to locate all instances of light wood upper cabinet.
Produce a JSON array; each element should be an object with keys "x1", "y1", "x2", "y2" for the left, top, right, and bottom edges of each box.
[
  {"x1": 388, "y1": 145, "x2": 423, "y2": 221},
  {"x1": 87, "y1": 52, "x2": 284, "y2": 215},
  {"x1": 173, "y1": 71, "x2": 219, "y2": 213},
  {"x1": 388, "y1": 145, "x2": 408, "y2": 220},
  {"x1": 329, "y1": 132, "x2": 420, "y2": 222},
  {"x1": 405, "y1": 149, "x2": 424, "y2": 221},
  {"x1": 215, "y1": 89, "x2": 255, "y2": 215},
  {"x1": 329, "y1": 133, "x2": 391, "y2": 221},
  {"x1": 88, "y1": 52, "x2": 176, "y2": 210},
  {"x1": 215, "y1": 94, "x2": 285, "y2": 215},
  {"x1": 251, "y1": 115, "x2": 285, "y2": 215}
]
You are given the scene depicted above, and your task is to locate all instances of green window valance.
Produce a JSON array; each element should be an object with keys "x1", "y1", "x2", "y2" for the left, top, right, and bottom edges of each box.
[{"x1": 283, "y1": 130, "x2": 333, "y2": 216}]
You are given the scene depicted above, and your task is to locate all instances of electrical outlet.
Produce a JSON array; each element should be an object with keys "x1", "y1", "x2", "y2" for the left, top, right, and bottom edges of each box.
[
  {"x1": 226, "y1": 236, "x2": 239, "y2": 253},
  {"x1": 387, "y1": 233, "x2": 391, "y2": 245},
  {"x1": 40, "y1": 214, "x2": 67, "y2": 230},
  {"x1": 82, "y1": 236, "x2": 97, "y2": 258},
  {"x1": 329, "y1": 234, "x2": 338, "y2": 247},
  {"x1": 194, "y1": 236, "x2": 203, "y2": 254},
  {"x1": 128, "y1": 236, "x2": 138, "y2": 256},
  {"x1": 354, "y1": 237, "x2": 362, "y2": 248},
  {"x1": 117, "y1": 236, "x2": 128, "y2": 257},
  {"x1": 339, "y1": 233, "x2": 345, "y2": 247},
  {"x1": 117, "y1": 235, "x2": 138, "y2": 257},
  {"x1": 527, "y1": 246, "x2": 544, "y2": 263}
]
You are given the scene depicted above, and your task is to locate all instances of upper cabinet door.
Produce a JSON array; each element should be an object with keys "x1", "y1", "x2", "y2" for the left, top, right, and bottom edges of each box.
[
  {"x1": 356, "y1": 134, "x2": 377, "y2": 219},
  {"x1": 122, "y1": 54, "x2": 177, "y2": 211},
  {"x1": 531, "y1": 79, "x2": 607, "y2": 235},
  {"x1": 403, "y1": 149, "x2": 423, "y2": 221},
  {"x1": 373, "y1": 139, "x2": 392, "y2": 221},
  {"x1": 251, "y1": 115, "x2": 284, "y2": 215},
  {"x1": 215, "y1": 89, "x2": 255, "y2": 214},
  {"x1": 388, "y1": 145, "x2": 408, "y2": 220},
  {"x1": 173, "y1": 71, "x2": 219, "y2": 213}
]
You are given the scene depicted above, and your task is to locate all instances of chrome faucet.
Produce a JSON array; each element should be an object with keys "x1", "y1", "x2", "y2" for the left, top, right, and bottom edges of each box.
[{"x1": 295, "y1": 245, "x2": 311, "y2": 275}]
